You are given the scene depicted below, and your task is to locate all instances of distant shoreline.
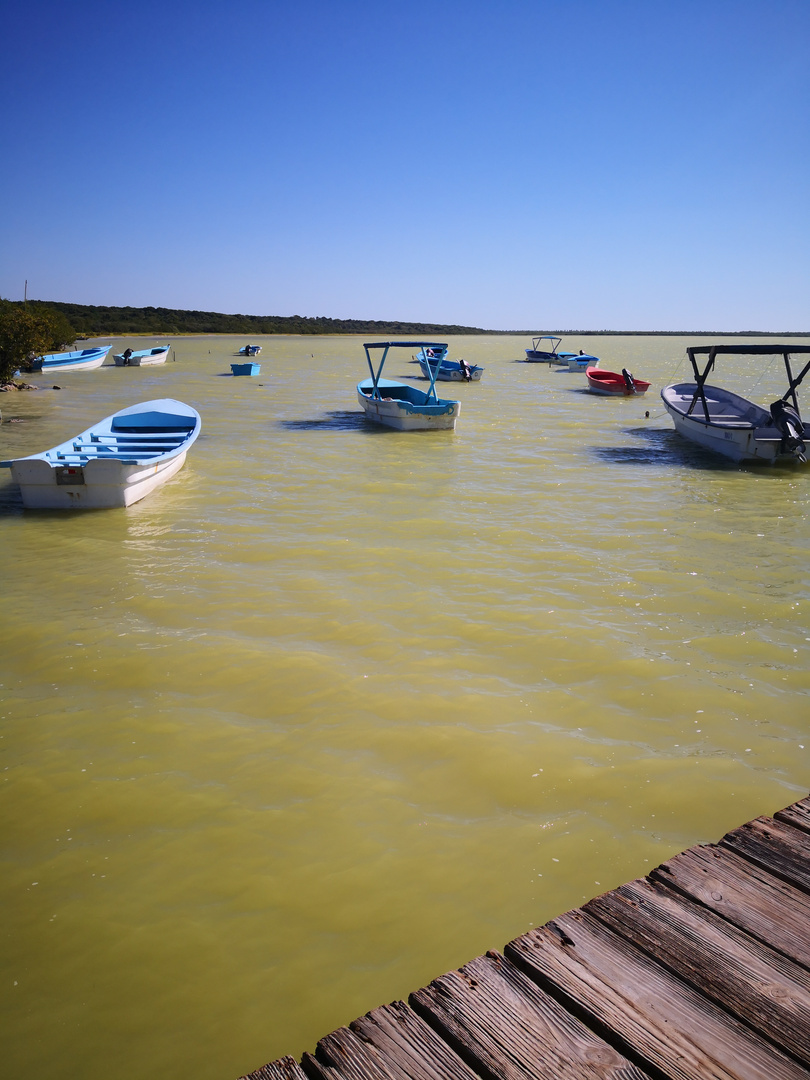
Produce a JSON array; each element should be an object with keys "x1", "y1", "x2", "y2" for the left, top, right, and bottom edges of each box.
[{"x1": 13, "y1": 300, "x2": 809, "y2": 338}]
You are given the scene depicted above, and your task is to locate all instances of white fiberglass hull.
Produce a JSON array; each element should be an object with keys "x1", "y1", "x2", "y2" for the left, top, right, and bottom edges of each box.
[
  {"x1": 113, "y1": 348, "x2": 170, "y2": 367},
  {"x1": 41, "y1": 355, "x2": 107, "y2": 372},
  {"x1": 357, "y1": 389, "x2": 459, "y2": 431},
  {"x1": 661, "y1": 384, "x2": 796, "y2": 464},
  {"x1": 420, "y1": 365, "x2": 482, "y2": 382},
  {"x1": 8, "y1": 451, "x2": 189, "y2": 509}
]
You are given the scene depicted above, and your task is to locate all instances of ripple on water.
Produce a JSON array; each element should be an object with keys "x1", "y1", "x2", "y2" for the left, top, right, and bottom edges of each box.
[{"x1": 0, "y1": 334, "x2": 808, "y2": 1078}]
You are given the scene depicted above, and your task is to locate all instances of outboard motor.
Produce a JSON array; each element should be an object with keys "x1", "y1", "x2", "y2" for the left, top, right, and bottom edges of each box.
[
  {"x1": 770, "y1": 399, "x2": 806, "y2": 462},
  {"x1": 621, "y1": 368, "x2": 636, "y2": 394},
  {"x1": 460, "y1": 359, "x2": 472, "y2": 382}
]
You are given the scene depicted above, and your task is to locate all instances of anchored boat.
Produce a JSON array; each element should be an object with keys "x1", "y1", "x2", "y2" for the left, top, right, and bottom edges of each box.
[
  {"x1": 661, "y1": 344, "x2": 810, "y2": 464},
  {"x1": 358, "y1": 342, "x2": 460, "y2": 431},
  {"x1": 238, "y1": 345, "x2": 262, "y2": 356},
  {"x1": 113, "y1": 345, "x2": 171, "y2": 366},
  {"x1": 31, "y1": 346, "x2": 111, "y2": 372},
  {"x1": 416, "y1": 345, "x2": 483, "y2": 382},
  {"x1": 586, "y1": 367, "x2": 650, "y2": 396},
  {"x1": 0, "y1": 398, "x2": 201, "y2": 508},
  {"x1": 524, "y1": 336, "x2": 599, "y2": 368}
]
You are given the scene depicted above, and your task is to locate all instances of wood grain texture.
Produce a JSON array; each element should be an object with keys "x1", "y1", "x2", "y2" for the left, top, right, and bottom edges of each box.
[
  {"x1": 775, "y1": 798, "x2": 810, "y2": 836},
  {"x1": 720, "y1": 817, "x2": 810, "y2": 893},
  {"x1": 505, "y1": 909, "x2": 810, "y2": 1080},
  {"x1": 410, "y1": 951, "x2": 649, "y2": 1080},
  {"x1": 584, "y1": 877, "x2": 810, "y2": 1065},
  {"x1": 239, "y1": 1056, "x2": 311, "y2": 1080},
  {"x1": 302, "y1": 1002, "x2": 480, "y2": 1080},
  {"x1": 349, "y1": 1001, "x2": 481, "y2": 1080},
  {"x1": 649, "y1": 845, "x2": 810, "y2": 969}
]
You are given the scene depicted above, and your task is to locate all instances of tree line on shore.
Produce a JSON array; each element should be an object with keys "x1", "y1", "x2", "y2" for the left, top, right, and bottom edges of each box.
[{"x1": 20, "y1": 300, "x2": 490, "y2": 337}]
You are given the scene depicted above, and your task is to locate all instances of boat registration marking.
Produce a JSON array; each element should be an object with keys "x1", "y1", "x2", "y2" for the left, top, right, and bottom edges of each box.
[{"x1": 56, "y1": 466, "x2": 85, "y2": 486}]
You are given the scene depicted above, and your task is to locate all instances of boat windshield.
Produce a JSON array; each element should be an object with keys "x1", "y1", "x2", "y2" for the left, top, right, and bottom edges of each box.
[{"x1": 363, "y1": 341, "x2": 449, "y2": 402}]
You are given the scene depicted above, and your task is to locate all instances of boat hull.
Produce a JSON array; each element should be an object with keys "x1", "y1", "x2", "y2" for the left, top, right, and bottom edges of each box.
[
  {"x1": 524, "y1": 350, "x2": 569, "y2": 363},
  {"x1": 587, "y1": 368, "x2": 649, "y2": 395},
  {"x1": 8, "y1": 452, "x2": 188, "y2": 509},
  {"x1": 1, "y1": 398, "x2": 201, "y2": 508},
  {"x1": 357, "y1": 382, "x2": 459, "y2": 431},
  {"x1": 661, "y1": 383, "x2": 799, "y2": 463},
  {"x1": 559, "y1": 355, "x2": 600, "y2": 372},
  {"x1": 32, "y1": 346, "x2": 111, "y2": 372},
  {"x1": 113, "y1": 347, "x2": 170, "y2": 367},
  {"x1": 417, "y1": 359, "x2": 483, "y2": 382}
]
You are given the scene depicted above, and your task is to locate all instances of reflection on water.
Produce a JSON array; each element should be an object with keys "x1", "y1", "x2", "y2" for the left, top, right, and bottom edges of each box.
[{"x1": 1, "y1": 334, "x2": 808, "y2": 1080}]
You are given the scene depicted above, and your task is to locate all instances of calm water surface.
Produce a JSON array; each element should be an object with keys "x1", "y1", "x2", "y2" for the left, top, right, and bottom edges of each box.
[{"x1": 1, "y1": 334, "x2": 808, "y2": 1078}]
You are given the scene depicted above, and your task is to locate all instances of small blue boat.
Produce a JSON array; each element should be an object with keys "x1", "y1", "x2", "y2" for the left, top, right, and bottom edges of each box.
[
  {"x1": 32, "y1": 346, "x2": 111, "y2": 372},
  {"x1": 416, "y1": 345, "x2": 484, "y2": 382},
  {"x1": 523, "y1": 336, "x2": 599, "y2": 369},
  {"x1": 358, "y1": 342, "x2": 460, "y2": 430},
  {"x1": 1, "y1": 398, "x2": 201, "y2": 509},
  {"x1": 231, "y1": 362, "x2": 261, "y2": 376},
  {"x1": 238, "y1": 345, "x2": 262, "y2": 356}
]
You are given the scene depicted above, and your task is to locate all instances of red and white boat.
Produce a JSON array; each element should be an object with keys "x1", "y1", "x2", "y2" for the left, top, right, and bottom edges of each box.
[{"x1": 586, "y1": 367, "x2": 650, "y2": 396}]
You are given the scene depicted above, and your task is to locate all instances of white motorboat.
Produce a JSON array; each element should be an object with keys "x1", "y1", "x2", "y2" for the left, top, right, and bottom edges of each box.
[
  {"x1": 357, "y1": 342, "x2": 460, "y2": 431},
  {"x1": 661, "y1": 344, "x2": 810, "y2": 464},
  {"x1": 1, "y1": 399, "x2": 201, "y2": 508},
  {"x1": 113, "y1": 346, "x2": 171, "y2": 366}
]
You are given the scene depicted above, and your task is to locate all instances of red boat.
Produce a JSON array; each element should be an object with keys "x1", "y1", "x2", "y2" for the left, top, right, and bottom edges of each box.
[{"x1": 586, "y1": 367, "x2": 650, "y2": 396}]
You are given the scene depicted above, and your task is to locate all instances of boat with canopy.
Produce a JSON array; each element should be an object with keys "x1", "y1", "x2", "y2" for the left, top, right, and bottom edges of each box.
[
  {"x1": 357, "y1": 342, "x2": 461, "y2": 430},
  {"x1": 661, "y1": 344, "x2": 810, "y2": 463},
  {"x1": 524, "y1": 336, "x2": 599, "y2": 368}
]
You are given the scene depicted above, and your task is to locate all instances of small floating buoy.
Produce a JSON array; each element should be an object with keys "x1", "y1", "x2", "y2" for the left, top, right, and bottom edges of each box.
[{"x1": 645, "y1": 410, "x2": 650, "y2": 418}]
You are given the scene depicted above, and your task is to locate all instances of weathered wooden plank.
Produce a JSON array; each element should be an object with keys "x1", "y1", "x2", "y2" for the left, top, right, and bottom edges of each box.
[
  {"x1": 505, "y1": 909, "x2": 809, "y2": 1080},
  {"x1": 720, "y1": 816, "x2": 810, "y2": 893},
  {"x1": 349, "y1": 1001, "x2": 481, "y2": 1080},
  {"x1": 410, "y1": 950, "x2": 648, "y2": 1080},
  {"x1": 585, "y1": 877, "x2": 810, "y2": 1066},
  {"x1": 302, "y1": 1002, "x2": 479, "y2": 1080},
  {"x1": 239, "y1": 1056, "x2": 310, "y2": 1080},
  {"x1": 649, "y1": 844, "x2": 810, "y2": 970},
  {"x1": 302, "y1": 1029, "x2": 396, "y2": 1080},
  {"x1": 775, "y1": 797, "x2": 810, "y2": 836}
]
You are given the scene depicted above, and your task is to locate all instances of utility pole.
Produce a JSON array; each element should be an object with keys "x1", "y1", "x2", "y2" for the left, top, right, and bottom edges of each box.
[{"x1": 24, "y1": 280, "x2": 28, "y2": 307}]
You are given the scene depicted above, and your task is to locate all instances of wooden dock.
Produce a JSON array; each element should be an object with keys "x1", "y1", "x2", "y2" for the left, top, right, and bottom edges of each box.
[{"x1": 240, "y1": 796, "x2": 810, "y2": 1080}]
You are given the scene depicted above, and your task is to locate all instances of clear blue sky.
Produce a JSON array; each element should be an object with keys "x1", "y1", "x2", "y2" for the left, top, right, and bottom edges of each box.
[{"x1": 1, "y1": 0, "x2": 808, "y2": 330}]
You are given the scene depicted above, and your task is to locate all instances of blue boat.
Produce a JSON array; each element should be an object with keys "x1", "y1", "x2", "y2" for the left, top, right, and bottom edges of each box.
[
  {"x1": 231, "y1": 362, "x2": 261, "y2": 376},
  {"x1": 358, "y1": 341, "x2": 461, "y2": 430},
  {"x1": 416, "y1": 345, "x2": 484, "y2": 382},
  {"x1": 31, "y1": 346, "x2": 111, "y2": 372},
  {"x1": 523, "y1": 336, "x2": 599, "y2": 369},
  {"x1": 1, "y1": 398, "x2": 201, "y2": 509}
]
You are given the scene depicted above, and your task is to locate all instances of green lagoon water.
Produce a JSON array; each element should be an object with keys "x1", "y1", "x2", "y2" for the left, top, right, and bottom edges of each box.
[{"x1": 1, "y1": 334, "x2": 808, "y2": 1078}]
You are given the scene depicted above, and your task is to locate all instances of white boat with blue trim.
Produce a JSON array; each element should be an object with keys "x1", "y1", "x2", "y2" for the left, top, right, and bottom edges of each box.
[
  {"x1": 416, "y1": 345, "x2": 483, "y2": 382},
  {"x1": 661, "y1": 344, "x2": 810, "y2": 464},
  {"x1": 113, "y1": 345, "x2": 171, "y2": 366},
  {"x1": 524, "y1": 336, "x2": 599, "y2": 370},
  {"x1": 358, "y1": 341, "x2": 460, "y2": 430},
  {"x1": 31, "y1": 346, "x2": 111, "y2": 372},
  {"x1": 0, "y1": 398, "x2": 201, "y2": 508},
  {"x1": 238, "y1": 345, "x2": 262, "y2": 356}
]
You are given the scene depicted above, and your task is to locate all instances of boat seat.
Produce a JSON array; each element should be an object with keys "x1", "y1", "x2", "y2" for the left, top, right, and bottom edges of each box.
[{"x1": 94, "y1": 429, "x2": 191, "y2": 440}]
